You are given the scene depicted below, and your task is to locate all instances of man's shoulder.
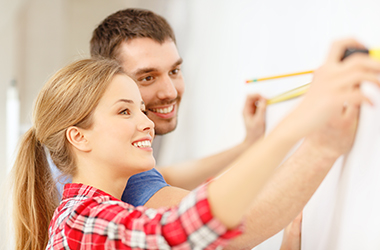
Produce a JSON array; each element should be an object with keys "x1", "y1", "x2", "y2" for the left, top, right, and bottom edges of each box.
[
  {"x1": 122, "y1": 168, "x2": 170, "y2": 206},
  {"x1": 133, "y1": 168, "x2": 164, "y2": 179}
]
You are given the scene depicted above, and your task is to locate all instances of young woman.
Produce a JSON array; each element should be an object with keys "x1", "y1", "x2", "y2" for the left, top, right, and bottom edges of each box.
[{"x1": 12, "y1": 39, "x2": 380, "y2": 250}]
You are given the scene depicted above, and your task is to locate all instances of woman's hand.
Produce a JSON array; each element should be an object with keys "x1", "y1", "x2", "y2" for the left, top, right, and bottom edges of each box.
[{"x1": 286, "y1": 38, "x2": 380, "y2": 138}]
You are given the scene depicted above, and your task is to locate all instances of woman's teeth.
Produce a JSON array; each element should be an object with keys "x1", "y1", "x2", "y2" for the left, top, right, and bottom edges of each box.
[{"x1": 133, "y1": 140, "x2": 151, "y2": 148}]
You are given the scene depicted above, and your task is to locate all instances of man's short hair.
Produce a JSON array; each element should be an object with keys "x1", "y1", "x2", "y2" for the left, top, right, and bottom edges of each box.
[{"x1": 90, "y1": 8, "x2": 176, "y2": 61}]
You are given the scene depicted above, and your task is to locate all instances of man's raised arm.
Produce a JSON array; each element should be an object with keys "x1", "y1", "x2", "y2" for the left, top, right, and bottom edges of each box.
[{"x1": 158, "y1": 94, "x2": 267, "y2": 190}]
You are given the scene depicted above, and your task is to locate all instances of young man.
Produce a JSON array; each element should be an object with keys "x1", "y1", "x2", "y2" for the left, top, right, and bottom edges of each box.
[{"x1": 90, "y1": 9, "x2": 364, "y2": 249}]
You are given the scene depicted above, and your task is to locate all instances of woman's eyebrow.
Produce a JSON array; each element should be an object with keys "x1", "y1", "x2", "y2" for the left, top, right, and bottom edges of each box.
[{"x1": 113, "y1": 99, "x2": 134, "y2": 106}]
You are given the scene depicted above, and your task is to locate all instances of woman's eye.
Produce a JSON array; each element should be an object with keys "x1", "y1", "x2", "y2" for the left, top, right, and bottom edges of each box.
[{"x1": 120, "y1": 109, "x2": 131, "y2": 115}]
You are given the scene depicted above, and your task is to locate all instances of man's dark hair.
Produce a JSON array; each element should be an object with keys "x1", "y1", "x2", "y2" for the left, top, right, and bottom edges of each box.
[{"x1": 90, "y1": 8, "x2": 176, "y2": 61}]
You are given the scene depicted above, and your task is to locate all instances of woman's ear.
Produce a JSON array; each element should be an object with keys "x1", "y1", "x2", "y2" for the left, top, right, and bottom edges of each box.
[{"x1": 66, "y1": 126, "x2": 91, "y2": 152}]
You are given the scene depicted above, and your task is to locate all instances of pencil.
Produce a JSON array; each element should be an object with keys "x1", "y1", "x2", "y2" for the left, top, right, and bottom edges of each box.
[
  {"x1": 256, "y1": 47, "x2": 380, "y2": 105},
  {"x1": 267, "y1": 83, "x2": 310, "y2": 105},
  {"x1": 246, "y1": 48, "x2": 380, "y2": 84},
  {"x1": 246, "y1": 70, "x2": 313, "y2": 84}
]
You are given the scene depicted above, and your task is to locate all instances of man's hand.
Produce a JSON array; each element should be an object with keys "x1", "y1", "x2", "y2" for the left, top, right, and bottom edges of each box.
[
  {"x1": 158, "y1": 94, "x2": 267, "y2": 190},
  {"x1": 243, "y1": 94, "x2": 267, "y2": 145},
  {"x1": 280, "y1": 212, "x2": 302, "y2": 250}
]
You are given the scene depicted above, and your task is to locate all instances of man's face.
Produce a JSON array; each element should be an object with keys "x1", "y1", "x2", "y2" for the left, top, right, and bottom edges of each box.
[{"x1": 119, "y1": 38, "x2": 185, "y2": 135}]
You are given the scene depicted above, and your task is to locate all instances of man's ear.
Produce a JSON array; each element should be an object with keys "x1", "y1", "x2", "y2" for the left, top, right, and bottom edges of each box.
[{"x1": 66, "y1": 126, "x2": 91, "y2": 152}]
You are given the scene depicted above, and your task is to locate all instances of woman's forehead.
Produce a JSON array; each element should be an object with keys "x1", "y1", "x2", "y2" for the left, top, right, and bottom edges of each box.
[{"x1": 102, "y1": 74, "x2": 143, "y2": 104}]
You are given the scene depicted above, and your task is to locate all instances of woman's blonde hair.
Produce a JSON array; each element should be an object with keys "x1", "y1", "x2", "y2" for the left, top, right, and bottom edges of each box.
[{"x1": 11, "y1": 58, "x2": 124, "y2": 250}]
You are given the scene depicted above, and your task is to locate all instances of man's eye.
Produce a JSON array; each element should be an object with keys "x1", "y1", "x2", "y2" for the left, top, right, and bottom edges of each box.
[
  {"x1": 142, "y1": 76, "x2": 154, "y2": 81},
  {"x1": 170, "y1": 68, "x2": 180, "y2": 75},
  {"x1": 120, "y1": 109, "x2": 131, "y2": 115}
]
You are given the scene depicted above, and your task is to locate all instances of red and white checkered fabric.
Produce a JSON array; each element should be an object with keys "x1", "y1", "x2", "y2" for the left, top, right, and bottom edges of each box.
[{"x1": 46, "y1": 183, "x2": 242, "y2": 249}]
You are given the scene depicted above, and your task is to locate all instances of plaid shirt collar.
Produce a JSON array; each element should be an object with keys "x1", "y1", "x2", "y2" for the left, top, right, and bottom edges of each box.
[{"x1": 62, "y1": 183, "x2": 113, "y2": 201}]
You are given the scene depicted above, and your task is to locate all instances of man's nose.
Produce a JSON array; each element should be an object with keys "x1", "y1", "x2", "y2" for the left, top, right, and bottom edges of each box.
[{"x1": 156, "y1": 75, "x2": 178, "y2": 100}]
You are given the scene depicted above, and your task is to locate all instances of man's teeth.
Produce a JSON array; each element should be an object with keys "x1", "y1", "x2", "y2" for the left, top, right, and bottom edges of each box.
[
  {"x1": 133, "y1": 140, "x2": 152, "y2": 148},
  {"x1": 151, "y1": 105, "x2": 174, "y2": 114}
]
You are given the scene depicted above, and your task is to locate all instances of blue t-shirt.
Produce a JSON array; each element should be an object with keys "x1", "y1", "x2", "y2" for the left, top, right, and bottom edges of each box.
[{"x1": 121, "y1": 168, "x2": 169, "y2": 206}]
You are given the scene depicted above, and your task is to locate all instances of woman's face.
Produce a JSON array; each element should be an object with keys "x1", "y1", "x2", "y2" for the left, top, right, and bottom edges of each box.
[{"x1": 84, "y1": 74, "x2": 155, "y2": 176}]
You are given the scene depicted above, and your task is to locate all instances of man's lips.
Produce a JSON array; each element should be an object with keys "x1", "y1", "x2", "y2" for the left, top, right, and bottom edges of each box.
[
  {"x1": 148, "y1": 104, "x2": 176, "y2": 118},
  {"x1": 149, "y1": 104, "x2": 174, "y2": 114}
]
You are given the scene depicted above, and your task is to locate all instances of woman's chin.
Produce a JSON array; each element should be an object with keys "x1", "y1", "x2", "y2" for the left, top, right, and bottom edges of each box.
[{"x1": 136, "y1": 159, "x2": 156, "y2": 173}]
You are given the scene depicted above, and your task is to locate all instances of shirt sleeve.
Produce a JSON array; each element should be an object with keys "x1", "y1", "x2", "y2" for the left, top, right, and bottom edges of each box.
[
  {"x1": 122, "y1": 168, "x2": 169, "y2": 206},
  {"x1": 65, "y1": 184, "x2": 243, "y2": 249}
]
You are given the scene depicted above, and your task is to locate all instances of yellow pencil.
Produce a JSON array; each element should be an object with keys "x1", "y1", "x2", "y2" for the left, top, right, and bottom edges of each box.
[
  {"x1": 252, "y1": 47, "x2": 380, "y2": 105},
  {"x1": 247, "y1": 47, "x2": 380, "y2": 84},
  {"x1": 267, "y1": 83, "x2": 310, "y2": 105},
  {"x1": 246, "y1": 70, "x2": 313, "y2": 83}
]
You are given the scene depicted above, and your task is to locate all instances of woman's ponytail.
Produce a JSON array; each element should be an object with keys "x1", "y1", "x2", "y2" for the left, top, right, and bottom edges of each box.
[{"x1": 12, "y1": 128, "x2": 59, "y2": 250}]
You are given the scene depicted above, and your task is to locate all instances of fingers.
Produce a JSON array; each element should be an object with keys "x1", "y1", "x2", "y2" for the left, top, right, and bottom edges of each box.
[
  {"x1": 243, "y1": 94, "x2": 267, "y2": 116},
  {"x1": 342, "y1": 101, "x2": 360, "y2": 118},
  {"x1": 255, "y1": 97, "x2": 267, "y2": 117},
  {"x1": 344, "y1": 53, "x2": 380, "y2": 73},
  {"x1": 293, "y1": 212, "x2": 303, "y2": 231},
  {"x1": 336, "y1": 70, "x2": 380, "y2": 91},
  {"x1": 242, "y1": 94, "x2": 267, "y2": 144},
  {"x1": 326, "y1": 40, "x2": 380, "y2": 89},
  {"x1": 326, "y1": 38, "x2": 366, "y2": 63},
  {"x1": 280, "y1": 212, "x2": 303, "y2": 250},
  {"x1": 243, "y1": 94, "x2": 260, "y2": 115},
  {"x1": 287, "y1": 212, "x2": 303, "y2": 235},
  {"x1": 338, "y1": 90, "x2": 373, "y2": 108},
  {"x1": 341, "y1": 55, "x2": 380, "y2": 88}
]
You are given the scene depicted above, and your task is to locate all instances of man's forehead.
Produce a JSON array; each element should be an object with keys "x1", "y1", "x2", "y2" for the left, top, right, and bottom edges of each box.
[{"x1": 118, "y1": 38, "x2": 181, "y2": 74}]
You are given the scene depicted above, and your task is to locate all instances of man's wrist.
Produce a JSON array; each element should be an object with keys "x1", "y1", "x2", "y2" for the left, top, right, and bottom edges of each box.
[{"x1": 301, "y1": 137, "x2": 342, "y2": 163}]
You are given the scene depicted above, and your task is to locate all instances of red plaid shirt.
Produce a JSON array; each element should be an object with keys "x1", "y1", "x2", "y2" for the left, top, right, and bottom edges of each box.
[{"x1": 46, "y1": 183, "x2": 242, "y2": 249}]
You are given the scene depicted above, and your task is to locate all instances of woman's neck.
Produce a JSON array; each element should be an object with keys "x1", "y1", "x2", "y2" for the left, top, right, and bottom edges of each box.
[
  {"x1": 73, "y1": 177, "x2": 128, "y2": 200},
  {"x1": 72, "y1": 164, "x2": 130, "y2": 200}
]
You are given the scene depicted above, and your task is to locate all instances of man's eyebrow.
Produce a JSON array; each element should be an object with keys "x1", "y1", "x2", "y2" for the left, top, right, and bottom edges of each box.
[
  {"x1": 134, "y1": 67, "x2": 157, "y2": 76},
  {"x1": 133, "y1": 58, "x2": 183, "y2": 76},
  {"x1": 113, "y1": 99, "x2": 134, "y2": 105},
  {"x1": 172, "y1": 58, "x2": 183, "y2": 68}
]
